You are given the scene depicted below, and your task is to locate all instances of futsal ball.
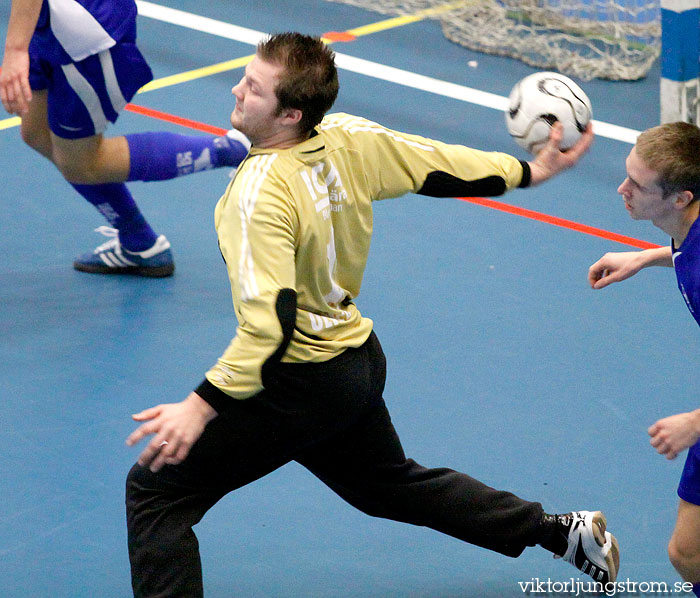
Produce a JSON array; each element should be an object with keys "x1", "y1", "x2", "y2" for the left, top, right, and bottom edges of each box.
[{"x1": 505, "y1": 72, "x2": 592, "y2": 154}]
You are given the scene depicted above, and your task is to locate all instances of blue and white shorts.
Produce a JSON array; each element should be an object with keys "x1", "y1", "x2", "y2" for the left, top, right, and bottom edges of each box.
[
  {"x1": 678, "y1": 440, "x2": 700, "y2": 506},
  {"x1": 29, "y1": 41, "x2": 153, "y2": 139}
]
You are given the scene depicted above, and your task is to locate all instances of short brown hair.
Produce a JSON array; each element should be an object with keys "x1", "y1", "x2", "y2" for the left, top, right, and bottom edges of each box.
[
  {"x1": 635, "y1": 122, "x2": 700, "y2": 199},
  {"x1": 257, "y1": 33, "x2": 339, "y2": 134}
]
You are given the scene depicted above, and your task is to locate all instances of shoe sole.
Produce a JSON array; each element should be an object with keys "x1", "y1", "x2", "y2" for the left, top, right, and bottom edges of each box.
[
  {"x1": 591, "y1": 511, "x2": 620, "y2": 583},
  {"x1": 73, "y1": 262, "x2": 175, "y2": 278}
]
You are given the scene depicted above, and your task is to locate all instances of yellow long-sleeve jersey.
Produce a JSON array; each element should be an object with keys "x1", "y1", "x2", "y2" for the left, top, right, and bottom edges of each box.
[{"x1": 204, "y1": 113, "x2": 529, "y2": 400}]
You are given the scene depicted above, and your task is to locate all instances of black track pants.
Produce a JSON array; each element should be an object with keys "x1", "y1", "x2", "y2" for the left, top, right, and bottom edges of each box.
[{"x1": 126, "y1": 332, "x2": 545, "y2": 598}]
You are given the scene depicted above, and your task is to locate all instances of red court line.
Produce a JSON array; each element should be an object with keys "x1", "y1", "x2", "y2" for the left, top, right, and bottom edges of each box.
[
  {"x1": 322, "y1": 31, "x2": 357, "y2": 42},
  {"x1": 124, "y1": 102, "x2": 660, "y2": 251},
  {"x1": 459, "y1": 196, "x2": 662, "y2": 250},
  {"x1": 124, "y1": 103, "x2": 228, "y2": 136}
]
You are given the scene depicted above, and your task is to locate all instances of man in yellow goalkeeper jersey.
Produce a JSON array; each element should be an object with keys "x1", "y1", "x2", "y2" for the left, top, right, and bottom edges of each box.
[{"x1": 125, "y1": 32, "x2": 617, "y2": 598}]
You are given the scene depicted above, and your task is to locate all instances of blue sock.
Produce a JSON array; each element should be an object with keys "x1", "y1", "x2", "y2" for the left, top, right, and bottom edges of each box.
[
  {"x1": 71, "y1": 183, "x2": 158, "y2": 252},
  {"x1": 693, "y1": 582, "x2": 700, "y2": 597},
  {"x1": 125, "y1": 131, "x2": 249, "y2": 182}
]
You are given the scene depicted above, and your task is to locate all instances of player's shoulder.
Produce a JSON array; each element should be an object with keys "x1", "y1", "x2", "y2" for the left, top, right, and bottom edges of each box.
[
  {"x1": 679, "y1": 217, "x2": 700, "y2": 262},
  {"x1": 319, "y1": 113, "x2": 385, "y2": 136},
  {"x1": 235, "y1": 152, "x2": 291, "y2": 199}
]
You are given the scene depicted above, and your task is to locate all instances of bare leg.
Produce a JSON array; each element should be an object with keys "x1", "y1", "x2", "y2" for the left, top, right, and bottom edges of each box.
[
  {"x1": 50, "y1": 132, "x2": 131, "y2": 184},
  {"x1": 669, "y1": 499, "x2": 700, "y2": 584},
  {"x1": 18, "y1": 89, "x2": 52, "y2": 159}
]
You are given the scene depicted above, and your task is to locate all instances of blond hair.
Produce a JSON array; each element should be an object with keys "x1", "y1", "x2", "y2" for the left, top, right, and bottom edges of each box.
[{"x1": 635, "y1": 122, "x2": 700, "y2": 198}]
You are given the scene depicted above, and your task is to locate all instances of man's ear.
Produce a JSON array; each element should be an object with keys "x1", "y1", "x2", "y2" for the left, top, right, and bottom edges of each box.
[
  {"x1": 280, "y1": 108, "x2": 303, "y2": 127},
  {"x1": 674, "y1": 190, "x2": 695, "y2": 210}
]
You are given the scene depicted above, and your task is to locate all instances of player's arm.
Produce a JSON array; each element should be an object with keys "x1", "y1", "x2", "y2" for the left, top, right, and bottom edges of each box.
[
  {"x1": 1, "y1": 0, "x2": 43, "y2": 115},
  {"x1": 337, "y1": 114, "x2": 588, "y2": 200},
  {"x1": 588, "y1": 246, "x2": 672, "y2": 289},
  {"x1": 527, "y1": 122, "x2": 594, "y2": 186},
  {"x1": 126, "y1": 189, "x2": 297, "y2": 471},
  {"x1": 335, "y1": 114, "x2": 529, "y2": 199}
]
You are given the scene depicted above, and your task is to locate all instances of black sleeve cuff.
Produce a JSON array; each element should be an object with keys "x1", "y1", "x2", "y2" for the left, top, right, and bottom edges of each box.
[
  {"x1": 518, "y1": 160, "x2": 532, "y2": 188},
  {"x1": 195, "y1": 378, "x2": 233, "y2": 414}
]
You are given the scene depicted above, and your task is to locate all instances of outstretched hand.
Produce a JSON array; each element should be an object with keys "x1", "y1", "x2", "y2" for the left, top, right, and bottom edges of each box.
[
  {"x1": 528, "y1": 122, "x2": 594, "y2": 186},
  {"x1": 588, "y1": 246, "x2": 673, "y2": 289},
  {"x1": 588, "y1": 251, "x2": 645, "y2": 289},
  {"x1": 126, "y1": 391, "x2": 217, "y2": 472},
  {"x1": 649, "y1": 411, "x2": 700, "y2": 460}
]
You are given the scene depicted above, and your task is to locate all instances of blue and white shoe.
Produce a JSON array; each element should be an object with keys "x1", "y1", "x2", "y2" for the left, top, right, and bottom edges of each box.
[
  {"x1": 73, "y1": 226, "x2": 174, "y2": 277},
  {"x1": 555, "y1": 511, "x2": 620, "y2": 583}
]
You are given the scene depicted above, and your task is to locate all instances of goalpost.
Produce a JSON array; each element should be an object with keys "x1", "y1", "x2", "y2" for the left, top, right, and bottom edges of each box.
[
  {"x1": 325, "y1": 0, "x2": 700, "y2": 124},
  {"x1": 661, "y1": 0, "x2": 700, "y2": 124}
]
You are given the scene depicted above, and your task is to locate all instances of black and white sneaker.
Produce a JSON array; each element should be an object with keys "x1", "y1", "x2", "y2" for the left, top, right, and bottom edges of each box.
[{"x1": 555, "y1": 511, "x2": 620, "y2": 583}]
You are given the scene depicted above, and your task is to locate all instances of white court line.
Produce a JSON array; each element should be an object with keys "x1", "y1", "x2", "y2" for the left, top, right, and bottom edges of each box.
[{"x1": 136, "y1": 0, "x2": 640, "y2": 145}]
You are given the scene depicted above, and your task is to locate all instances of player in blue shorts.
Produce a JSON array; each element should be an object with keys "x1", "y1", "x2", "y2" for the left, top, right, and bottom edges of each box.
[
  {"x1": 0, "y1": 0, "x2": 250, "y2": 277},
  {"x1": 588, "y1": 122, "x2": 700, "y2": 596}
]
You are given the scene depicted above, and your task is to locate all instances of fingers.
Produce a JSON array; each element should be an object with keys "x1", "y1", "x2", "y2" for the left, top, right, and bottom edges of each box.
[
  {"x1": 588, "y1": 252, "x2": 634, "y2": 289},
  {"x1": 649, "y1": 423, "x2": 681, "y2": 460},
  {"x1": 0, "y1": 87, "x2": 10, "y2": 113},
  {"x1": 0, "y1": 76, "x2": 31, "y2": 116},
  {"x1": 547, "y1": 121, "x2": 564, "y2": 149},
  {"x1": 125, "y1": 418, "x2": 160, "y2": 447},
  {"x1": 571, "y1": 123, "x2": 594, "y2": 156},
  {"x1": 660, "y1": 442, "x2": 681, "y2": 460},
  {"x1": 560, "y1": 130, "x2": 592, "y2": 168},
  {"x1": 138, "y1": 435, "x2": 171, "y2": 471},
  {"x1": 592, "y1": 272, "x2": 615, "y2": 290},
  {"x1": 126, "y1": 402, "x2": 201, "y2": 472},
  {"x1": 148, "y1": 438, "x2": 193, "y2": 472},
  {"x1": 529, "y1": 122, "x2": 593, "y2": 184},
  {"x1": 0, "y1": 50, "x2": 32, "y2": 115},
  {"x1": 139, "y1": 435, "x2": 193, "y2": 472},
  {"x1": 0, "y1": 81, "x2": 17, "y2": 114},
  {"x1": 587, "y1": 266, "x2": 604, "y2": 288},
  {"x1": 125, "y1": 410, "x2": 175, "y2": 470},
  {"x1": 588, "y1": 261, "x2": 614, "y2": 289},
  {"x1": 650, "y1": 437, "x2": 678, "y2": 460},
  {"x1": 16, "y1": 82, "x2": 31, "y2": 115},
  {"x1": 131, "y1": 405, "x2": 163, "y2": 421},
  {"x1": 649, "y1": 434, "x2": 663, "y2": 449}
]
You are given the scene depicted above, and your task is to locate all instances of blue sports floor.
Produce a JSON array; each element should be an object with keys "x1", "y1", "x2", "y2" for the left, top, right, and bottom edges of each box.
[{"x1": 1, "y1": 2, "x2": 696, "y2": 597}]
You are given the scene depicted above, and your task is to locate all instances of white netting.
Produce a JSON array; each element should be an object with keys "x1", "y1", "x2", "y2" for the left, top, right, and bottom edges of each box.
[{"x1": 326, "y1": 0, "x2": 661, "y2": 80}]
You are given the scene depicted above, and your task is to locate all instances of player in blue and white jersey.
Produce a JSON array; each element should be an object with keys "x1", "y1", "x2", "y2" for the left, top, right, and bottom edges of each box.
[
  {"x1": 0, "y1": 0, "x2": 249, "y2": 277},
  {"x1": 588, "y1": 122, "x2": 700, "y2": 596}
]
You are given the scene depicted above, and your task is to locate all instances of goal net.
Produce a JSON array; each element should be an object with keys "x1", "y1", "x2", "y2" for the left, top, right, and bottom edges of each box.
[{"x1": 324, "y1": 0, "x2": 661, "y2": 81}]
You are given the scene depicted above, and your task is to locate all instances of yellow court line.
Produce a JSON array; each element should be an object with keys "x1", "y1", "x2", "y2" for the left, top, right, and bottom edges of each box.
[
  {"x1": 0, "y1": 116, "x2": 21, "y2": 131},
  {"x1": 0, "y1": 2, "x2": 459, "y2": 130},
  {"x1": 345, "y1": 1, "x2": 468, "y2": 37},
  {"x1": 0, "y1": 55, "x2": 258, "y2": 128},
  {"x1": 138, "y1": 55, "x2": 254, "y2": 93}
]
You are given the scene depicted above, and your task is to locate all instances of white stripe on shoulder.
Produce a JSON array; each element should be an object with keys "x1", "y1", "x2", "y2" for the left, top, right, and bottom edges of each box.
[
  {"x1": 237, "y1": 154, "x2": 277, "y2": 301},
  {"x1": 320, "y1": 114, "x2": 368, "y2": 130},
  {"x1": 321, "y1": 114, "x2": 434, "y2": 152},
  {"x1": 60, "y1": 63, "x2": 109, "y2": 134}
]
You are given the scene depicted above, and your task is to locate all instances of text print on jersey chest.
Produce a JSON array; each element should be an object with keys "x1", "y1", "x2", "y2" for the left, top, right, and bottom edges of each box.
[{"x1": 299, "y1": 159, "x2": 348, "y2": 219}]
